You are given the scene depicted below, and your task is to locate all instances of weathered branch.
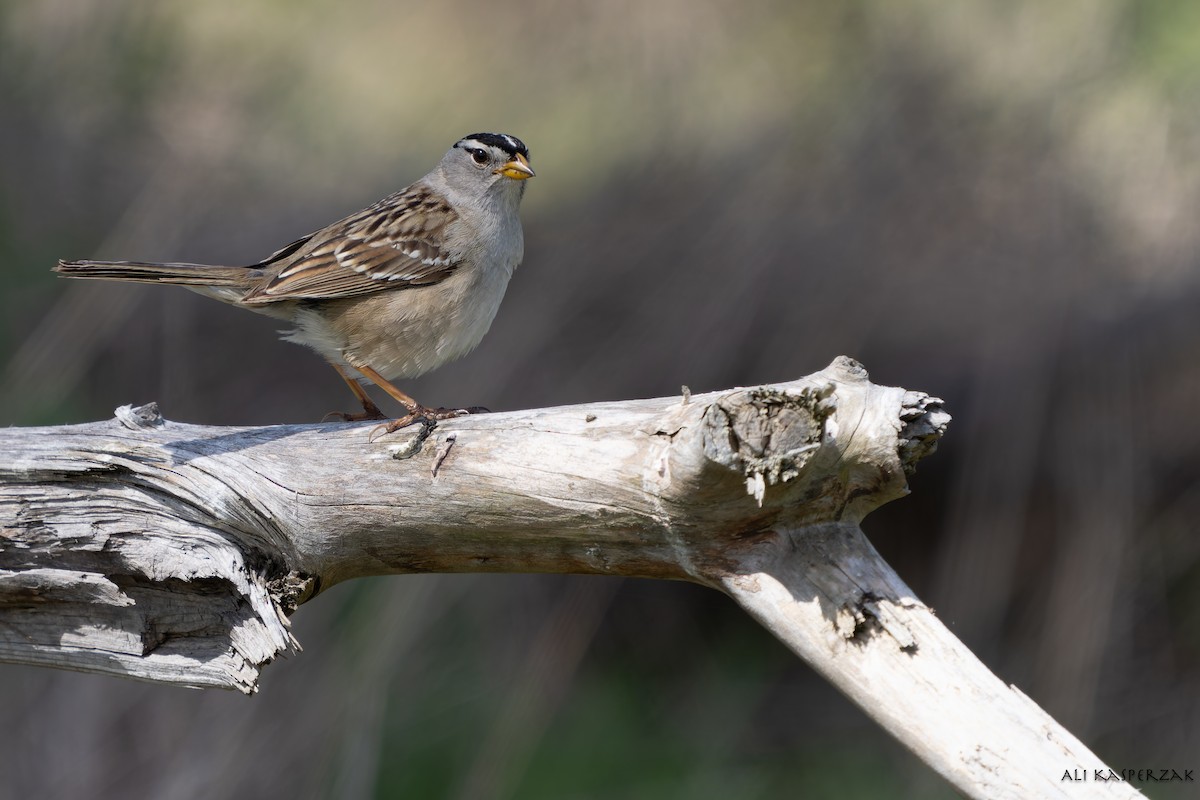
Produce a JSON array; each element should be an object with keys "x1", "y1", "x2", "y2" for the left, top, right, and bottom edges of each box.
[{"x1": 0, "y1": 357, "x2": 1141, "y2": 798}]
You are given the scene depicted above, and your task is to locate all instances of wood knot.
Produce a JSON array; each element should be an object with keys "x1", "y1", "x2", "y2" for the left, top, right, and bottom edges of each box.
[{"x1": 702, "y1": 384, "x2": 836, "y2": 505}]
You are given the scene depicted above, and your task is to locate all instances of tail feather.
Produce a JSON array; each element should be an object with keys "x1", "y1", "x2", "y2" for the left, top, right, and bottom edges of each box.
[{"x1": 55, "y1": 259, "x2": 251, "y2": 287}]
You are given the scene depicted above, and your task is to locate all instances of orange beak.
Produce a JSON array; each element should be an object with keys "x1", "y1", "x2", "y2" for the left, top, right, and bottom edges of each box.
[{"x1": 495, "y1": 152, "x2": 535, "y2": 180}]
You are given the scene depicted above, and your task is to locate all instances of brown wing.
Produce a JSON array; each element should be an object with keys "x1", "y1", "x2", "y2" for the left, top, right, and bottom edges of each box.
[{"x1": 241, "y1": 184, "x2": 460, "y2": 304}]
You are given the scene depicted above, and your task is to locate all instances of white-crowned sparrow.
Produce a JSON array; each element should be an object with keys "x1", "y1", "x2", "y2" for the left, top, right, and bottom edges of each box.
[{"x1": 56, "y1": 132, "x2": 534, "y2": 434}]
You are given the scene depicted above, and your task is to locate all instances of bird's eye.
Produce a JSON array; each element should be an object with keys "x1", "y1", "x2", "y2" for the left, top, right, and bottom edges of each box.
[{"x1": 469, "y1": 148, "x2": 488, "y2": 166}]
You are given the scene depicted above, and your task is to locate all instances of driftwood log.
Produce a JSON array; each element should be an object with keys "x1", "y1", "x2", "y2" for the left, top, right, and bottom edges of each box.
[{"x1": 0, "y1": 357, "x2": 1141, "y2": 799}]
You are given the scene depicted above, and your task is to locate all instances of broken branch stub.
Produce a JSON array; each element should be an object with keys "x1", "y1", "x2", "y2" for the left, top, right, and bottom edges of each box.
[{"x1": 656, "y1": 357, "x2": 945, "y2": 574}]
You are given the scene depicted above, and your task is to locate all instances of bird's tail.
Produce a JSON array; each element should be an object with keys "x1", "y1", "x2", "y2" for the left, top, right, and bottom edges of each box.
[{"x1": 54, "y1": 259, "x2": 253, "y2": 287}]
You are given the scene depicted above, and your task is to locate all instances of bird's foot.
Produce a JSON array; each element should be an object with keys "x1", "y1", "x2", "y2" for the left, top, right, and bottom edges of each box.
[
  {"x1": 322, "y1": 399, "x2": 388, "y2": 423},
  {"x1": 366, "y1": 405, "x2": 490, "y2": 441}
]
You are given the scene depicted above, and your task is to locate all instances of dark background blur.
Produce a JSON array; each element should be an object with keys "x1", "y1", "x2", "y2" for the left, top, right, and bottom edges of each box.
[{"x1": 3, "y1": 1, "x2": 1199, "y2": 798}]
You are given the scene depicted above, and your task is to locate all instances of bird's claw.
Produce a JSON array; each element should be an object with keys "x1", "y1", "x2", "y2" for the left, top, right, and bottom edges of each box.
[
  {"x1": 368, "y1": 413, "x2": 436, "y2": 443},
  {"x1": 322, "y1": 399, "x2": 388, "y2": 423},
  {"x1": 364, "y1": 404, "x2": 490, "y2": 441}
]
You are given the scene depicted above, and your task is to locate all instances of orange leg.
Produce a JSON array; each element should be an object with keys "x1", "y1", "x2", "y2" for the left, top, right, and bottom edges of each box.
[
  {"x1": 351, "y1": 364, "x2": 435, "y2": 437},
  {"x1": 352, "y1": 363, "x2": 421, "y2": 412},
  {"x1": 330, "y1": 362, "x2": 491, "y2": 438},
  {"x1": 323, "y1": 364, "x2": 387, "y2": 421}
]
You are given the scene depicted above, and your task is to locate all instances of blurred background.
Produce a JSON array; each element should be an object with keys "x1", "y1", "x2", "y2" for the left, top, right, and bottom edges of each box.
[{"x1": 2, "y1": 0, "x2": 1199, "y2": 797}]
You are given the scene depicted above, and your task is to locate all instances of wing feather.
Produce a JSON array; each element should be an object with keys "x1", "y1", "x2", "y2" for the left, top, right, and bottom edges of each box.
[{"x1": 242, "y1": 184, "x2": 460, "y2": 303}]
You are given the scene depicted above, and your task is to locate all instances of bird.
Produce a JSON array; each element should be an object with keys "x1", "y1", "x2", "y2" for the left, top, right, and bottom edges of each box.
[{"x1": 55, "y1": 132, "x2": 534, "y2": 435}]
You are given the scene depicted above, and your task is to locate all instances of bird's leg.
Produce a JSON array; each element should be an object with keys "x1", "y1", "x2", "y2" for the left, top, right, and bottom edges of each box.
[
  {"x1": 352, "y1": 364, "x2": 422, "y2": 414},
  {"x1": 322, "y1": 364, "x2": 388, "y2": 422},
  {"x1": 351, "y1": 363, "x2": 490, "y2": 436}
]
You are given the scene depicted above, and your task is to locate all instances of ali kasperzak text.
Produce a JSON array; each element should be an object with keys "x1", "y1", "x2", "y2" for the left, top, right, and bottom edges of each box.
[{"x1": 1061, "y1": 768, "x2": 1193, "y2": 783}]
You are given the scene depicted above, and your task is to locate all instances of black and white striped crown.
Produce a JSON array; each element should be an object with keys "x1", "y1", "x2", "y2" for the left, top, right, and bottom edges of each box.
[{"x1": 457, "y1": 133, "x2": 529, "y2": 160}]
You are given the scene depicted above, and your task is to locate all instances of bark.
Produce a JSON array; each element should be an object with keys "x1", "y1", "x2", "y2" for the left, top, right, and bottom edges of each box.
[{"x1": 0, "y1": 356, "x2": 1141, "y2": 798}]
